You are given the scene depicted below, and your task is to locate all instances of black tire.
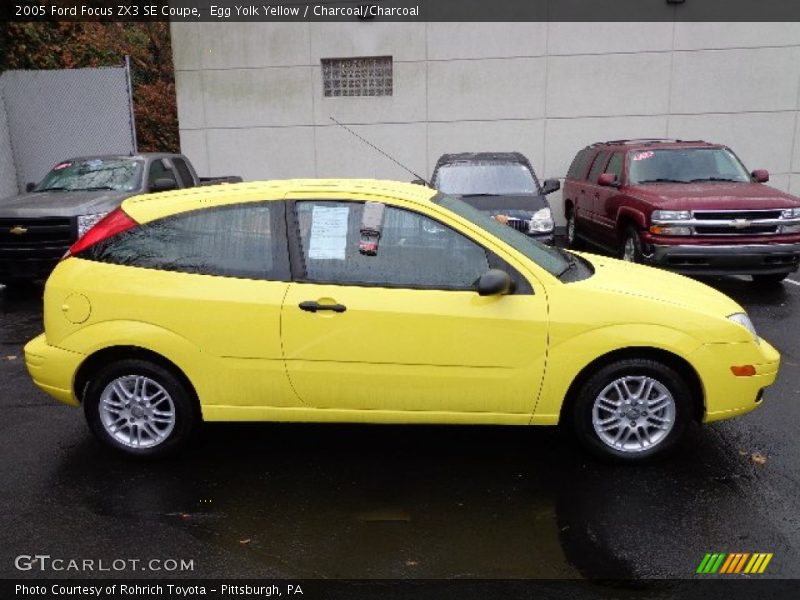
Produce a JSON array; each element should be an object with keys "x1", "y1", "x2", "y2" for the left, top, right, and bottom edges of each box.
[
  {"x1": 751, "y1": 273, "x2": 789, "y2": 287},
  {"x1": 83, "y1": 359, "x2": 199, "y2": 458},
  {"x1": 620, "y1": 226, "x2": 643, "y2": 263},
  {"x1": 572, "y1": 359, "x2": 693, "y2": 462}
]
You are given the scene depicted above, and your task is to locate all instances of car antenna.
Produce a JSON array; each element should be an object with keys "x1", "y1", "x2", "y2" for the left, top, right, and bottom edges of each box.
[{"x1": 329, "y1": 116, "x2": 429, "y2": 186}]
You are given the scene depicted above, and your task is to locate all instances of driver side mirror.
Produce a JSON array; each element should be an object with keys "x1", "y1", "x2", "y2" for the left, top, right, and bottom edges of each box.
[
  {"x1": 25, "y1": 182, "x2": 35, "y2": 193},
  {"x1": 477, "y1": 269, "x2": 514, "y2": 297},
  {"x1": 541, "y1": 178, "x2": 560, "y2": 195},
  {"x1": 150, "y1": 178, "x2": 177, "y2": 192},
  {"x1": 598, "y1": 173, "x2": 619, "y2": 187},
  {"x1": 751, "y1": 169, "x2": 769, "y2": 183}
]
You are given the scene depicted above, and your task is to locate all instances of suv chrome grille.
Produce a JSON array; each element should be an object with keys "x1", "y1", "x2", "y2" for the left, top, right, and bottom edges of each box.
[{"x1": 0, "y1": 217, "x2": 74, "y2": 248}]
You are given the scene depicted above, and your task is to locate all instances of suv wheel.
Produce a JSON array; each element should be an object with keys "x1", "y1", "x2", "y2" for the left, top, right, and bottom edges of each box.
[
  {"x1": 752, "y1": 273, "x2": 788, "y2": 286},
  {"x1": 84, "y1": 359, "x2": 198, "y2": 457},
  {"x1": 621, "y1": 226, "x2": 643, "y2": 263},
  {"x1": 572, "y1": 359, "x2": 692, "y2": 461}
]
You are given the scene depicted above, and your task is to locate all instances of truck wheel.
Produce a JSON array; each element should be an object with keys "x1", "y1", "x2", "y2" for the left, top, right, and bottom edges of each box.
[
  {"x1": 620, "y1": 226, "x2": 643, "y2": 263},
  {"x1": 572, "y1": 359, "x2": 692, "y2": 461},
  {"x1": 751, "y1": 273, "x2": 788, "y2": 287},
  {"x1": 83, "y1": 359, "x2": 199, "y2": 458}
]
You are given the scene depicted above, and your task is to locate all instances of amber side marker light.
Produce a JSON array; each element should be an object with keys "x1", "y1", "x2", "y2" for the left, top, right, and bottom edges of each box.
[{"x1": 731, "y1": 365, "x2": 757, "y2": 377}]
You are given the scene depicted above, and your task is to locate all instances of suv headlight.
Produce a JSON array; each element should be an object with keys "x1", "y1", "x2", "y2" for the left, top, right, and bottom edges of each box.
[
  {"x1": 528, "y1": 207, "x2": 554, "y2": 233},
  {"x1": 650, "y1": 210, "x2": 692, "y2": 235},
  {"x1": 652, "y1": 210, "x2": 691, "y2": 221},
  {"x1": 728, "y1": 312, "x2": 759, "y2": 342},
  {"x1": 780, "y1": 207, "x2": 800, "y2": 234},
  {"x1": 77, "y1": 212, "x2": 109, "y2": 239}
]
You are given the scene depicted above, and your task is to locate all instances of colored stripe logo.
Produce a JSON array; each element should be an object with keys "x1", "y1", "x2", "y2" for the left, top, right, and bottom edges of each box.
[{"x1": 696, "y1": 553, "x2": 773, "y2": 574}]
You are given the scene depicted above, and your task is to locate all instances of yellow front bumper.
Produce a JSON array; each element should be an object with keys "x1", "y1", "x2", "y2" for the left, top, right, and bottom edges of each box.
[
  {"x1": 691, "y1": 337, "x2": 781, "y2": 422},
  {"x1": 24, "y1": 333, "x2": 84, "y2": 407}
]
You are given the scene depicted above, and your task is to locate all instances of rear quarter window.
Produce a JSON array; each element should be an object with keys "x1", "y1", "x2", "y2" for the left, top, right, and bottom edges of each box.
[{"x1": 81, "y1": 202, "x2": 289, "y2": 281}]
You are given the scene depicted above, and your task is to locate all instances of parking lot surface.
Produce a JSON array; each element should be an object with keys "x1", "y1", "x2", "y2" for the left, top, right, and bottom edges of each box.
[{"x1": 1, "y1": 274, "x2": 798, "y2": 580}]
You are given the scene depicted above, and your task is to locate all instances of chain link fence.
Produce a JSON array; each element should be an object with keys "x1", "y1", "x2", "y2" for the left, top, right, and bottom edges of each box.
[{"x1": 0, "y1": 64, "x2": 136, "y2": 198}]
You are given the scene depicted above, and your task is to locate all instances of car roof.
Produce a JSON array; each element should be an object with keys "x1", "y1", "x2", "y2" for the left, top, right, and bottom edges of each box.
[
  {"x1": 62, "y1": 153, "x2": 181, "y2": 162},
  {"x1": 585, "y1": 139, "x2": 723, "y2": 151},
  {"x1": 123, "y1": 179, "x2": 439, "y2": 223},
  {"x1": 435, "y1": 152, "x2": 530, "y2": 165}
]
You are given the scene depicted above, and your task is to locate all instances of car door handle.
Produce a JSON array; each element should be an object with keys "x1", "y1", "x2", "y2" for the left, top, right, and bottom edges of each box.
[{"x1": 299, "y1": 301, "x2": 347, "y2": 313}]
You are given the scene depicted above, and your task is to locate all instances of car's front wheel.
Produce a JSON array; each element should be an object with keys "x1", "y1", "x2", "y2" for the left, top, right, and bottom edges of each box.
[
  {"x1": 566, "y1": 210, "x2": 579, "y2": 248},
  {"x1": 83, "y1": 359, "x2": 198, "y2": 457},
  {"x1": 572, "y1": 359, "x2": 692, "y2": 461},
  {"x1": 620, "y1": 226, "x2": 643, "y2": 263}
]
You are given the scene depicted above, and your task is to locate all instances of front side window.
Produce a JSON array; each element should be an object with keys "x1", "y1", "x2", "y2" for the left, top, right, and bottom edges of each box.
[
  {"x1": 433, "y1": 163, "x2": 538, "y2": 196},
  {"x1": 628, "y1": 148, "x2": 751, "y2": 184},
  {"x1": 295, "y1": 201, "x2": 490, "y2": 290},
  {"x1": 605, "y1": 152, "x2": 624, "y2": 181},
  {"x1": 35, "y1": 158, "x2": 142, "y2": 192},
  {"x1": 587, "y1": 151, "x2": 610, "y2": 183},
  {"x1": 84, "y1": 202, "x2": 288, "y2": 281}
]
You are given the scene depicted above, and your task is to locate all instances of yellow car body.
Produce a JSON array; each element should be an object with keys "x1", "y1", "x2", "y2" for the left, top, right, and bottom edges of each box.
[{"x1": 24, "y1": 180, "x2": 780, "y2": 457}]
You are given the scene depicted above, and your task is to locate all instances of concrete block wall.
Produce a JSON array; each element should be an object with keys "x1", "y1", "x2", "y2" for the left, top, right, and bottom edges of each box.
[{"x1": 171, "y1": 22, "x2": 800, "y2": 224}]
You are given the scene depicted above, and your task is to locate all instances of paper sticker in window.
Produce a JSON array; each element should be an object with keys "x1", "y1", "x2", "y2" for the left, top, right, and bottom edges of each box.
[
  {"x1": 633, "y1": 151, "x2": 654, "y2": 161},
  {"x1": 53, "y1": 162, "x2": 72, "y2": 171},
  {"x1": 308, "y1": 206, "x2": 349, "y2": 260}
]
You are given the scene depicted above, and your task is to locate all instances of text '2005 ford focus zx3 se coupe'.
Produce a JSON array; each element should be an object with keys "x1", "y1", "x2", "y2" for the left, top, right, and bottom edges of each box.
[{"x1": 24, "y1": 180, "x2": 780, "y2": 461}]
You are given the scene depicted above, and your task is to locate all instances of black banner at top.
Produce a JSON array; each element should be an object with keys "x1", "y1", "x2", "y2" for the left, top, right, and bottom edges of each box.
[{"x1": 3, "y1": 0, "x2": 800, "y2": 22}]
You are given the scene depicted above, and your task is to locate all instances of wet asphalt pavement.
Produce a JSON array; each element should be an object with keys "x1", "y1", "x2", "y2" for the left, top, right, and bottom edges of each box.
[{"x1": 0, "y1": 274, "x2": 798, "y2": 582}]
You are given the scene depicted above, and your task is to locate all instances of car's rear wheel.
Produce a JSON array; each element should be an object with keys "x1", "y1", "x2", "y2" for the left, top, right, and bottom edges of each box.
[
  {"x1": 751, "y1": 273, "x2": 788, "y2": 286},
  {"x1": 572, "y1": 359, "x2": 692, "y2": 461},
  {"x1": 620, "y1": 226, "x2": 643, "y2": 263},
  {"x1": 83, "y1": 359, "x2": 198, "y2": 457}
]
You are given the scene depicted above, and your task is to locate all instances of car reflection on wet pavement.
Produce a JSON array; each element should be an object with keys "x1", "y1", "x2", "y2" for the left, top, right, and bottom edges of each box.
[{"x1": 1, "y1": 275, "x2": 798, "y2": 580}]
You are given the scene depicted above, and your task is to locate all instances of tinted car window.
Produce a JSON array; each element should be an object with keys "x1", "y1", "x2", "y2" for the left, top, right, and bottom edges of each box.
[
  {"x1": 148, "y1": 159, "x2": 178, "y2": 188},
  {"x1": 295, "y1": 201, "x2": 490, "y2": 290},
  {"x1": 587, "y1": 151, "x2": 610, "y2": 183},
  {"x1": 35, "y1": 158, "x2": 142, "y2": 192},
  {"x1": 172, "y1": 158, "x2": 195, "y2": 188},
  {"x1": 605, "y1": 152, "x2": 624, "y2": 180},
  {"x1": 567, "y1": 148, "x2": 592, "y2": 180},
  {"x1": 84, "y1": 202, "x2": 288, "y2": 281},
  {"x1": 434, "y1": 163, "x2": 537, "y2": 195}
]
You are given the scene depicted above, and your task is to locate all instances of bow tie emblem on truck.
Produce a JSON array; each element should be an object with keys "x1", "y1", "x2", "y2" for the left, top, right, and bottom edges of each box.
[{"x1": 9, "y1": 226, "x2": 28, "y2": 235}]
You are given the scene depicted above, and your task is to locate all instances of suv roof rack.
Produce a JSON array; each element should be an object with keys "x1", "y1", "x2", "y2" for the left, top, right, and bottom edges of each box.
[{"x1": 599, "y1": 138, "x2": 706, "y2": 146}]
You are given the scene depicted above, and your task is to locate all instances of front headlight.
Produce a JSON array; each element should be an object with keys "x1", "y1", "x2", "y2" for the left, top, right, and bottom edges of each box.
[
  {"x1": 652, "y1": 210, "x2": 691, "y2": 221},
  {"x1": 780, "y1": 207, "x2": 800, "y2": 233},
  {"x1": 528, "y1": 207, "x2": 554, "y2": 233},
  {"x1": 77, "y1": 212, "x2": 109, "y2": 239},
  {"x1": 728, "y1": 312, "x2": 759, "y2": 342}
]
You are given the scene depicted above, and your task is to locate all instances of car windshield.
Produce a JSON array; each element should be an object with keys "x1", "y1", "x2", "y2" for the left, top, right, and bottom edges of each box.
[
  {"x1": 628, "y1": 148, "x2": 751, "y2": 185},
  {"x1": 435, "y1": 162, "x2": 538, "y2": 195},
  {"x1": 437, "y1": 194, "x2": 569, "y2": 277},
  {"x1": 34, "y1": 158, "x2": 143, "y2": 192}
]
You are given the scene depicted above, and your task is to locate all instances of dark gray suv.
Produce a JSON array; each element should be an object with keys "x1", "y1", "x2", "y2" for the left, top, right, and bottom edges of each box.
[{"x1": 427, "y1": 152, "x2": 560, "y2": 245}]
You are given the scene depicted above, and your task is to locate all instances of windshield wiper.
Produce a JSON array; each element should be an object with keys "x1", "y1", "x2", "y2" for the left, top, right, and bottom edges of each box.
[
  {"x1": 556, "y1": 248, "x2": 578, "y2": 277},
  {"x1": 687, "y1": 177, "x2": 739, "y2": 183},
  {"x1": 83, "y1": 186, "x2": 116, "y2": 191},
  {"x1": 636, "y1": 178, "x2": 687, "y2": 184},
  {"x1": 459, "y1": 193, "x2": 503, "y2": 197},
  {"x1": 34, "y1": 186, "x2": 69, "y2": 192}
]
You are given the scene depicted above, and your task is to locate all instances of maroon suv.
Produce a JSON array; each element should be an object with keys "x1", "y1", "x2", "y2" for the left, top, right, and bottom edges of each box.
[{"x1": 562, "y1": 139, "x2": 800, "y2": 284}]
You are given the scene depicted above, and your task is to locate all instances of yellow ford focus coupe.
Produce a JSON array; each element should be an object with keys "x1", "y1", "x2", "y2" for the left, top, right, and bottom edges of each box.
[{"x1": 24, "y1": 180, "x2": 780, "y2": 460}]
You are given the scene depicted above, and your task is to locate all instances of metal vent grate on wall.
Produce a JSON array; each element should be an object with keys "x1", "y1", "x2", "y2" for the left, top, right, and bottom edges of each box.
[{"x1": 322, "y1": 56, "x2": 393, "y2": 97}]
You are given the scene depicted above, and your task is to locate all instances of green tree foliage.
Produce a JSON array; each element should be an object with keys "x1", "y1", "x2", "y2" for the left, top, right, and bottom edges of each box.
[{"x1": 0, "y1": 22, "x2": 178, "y2": 152}]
